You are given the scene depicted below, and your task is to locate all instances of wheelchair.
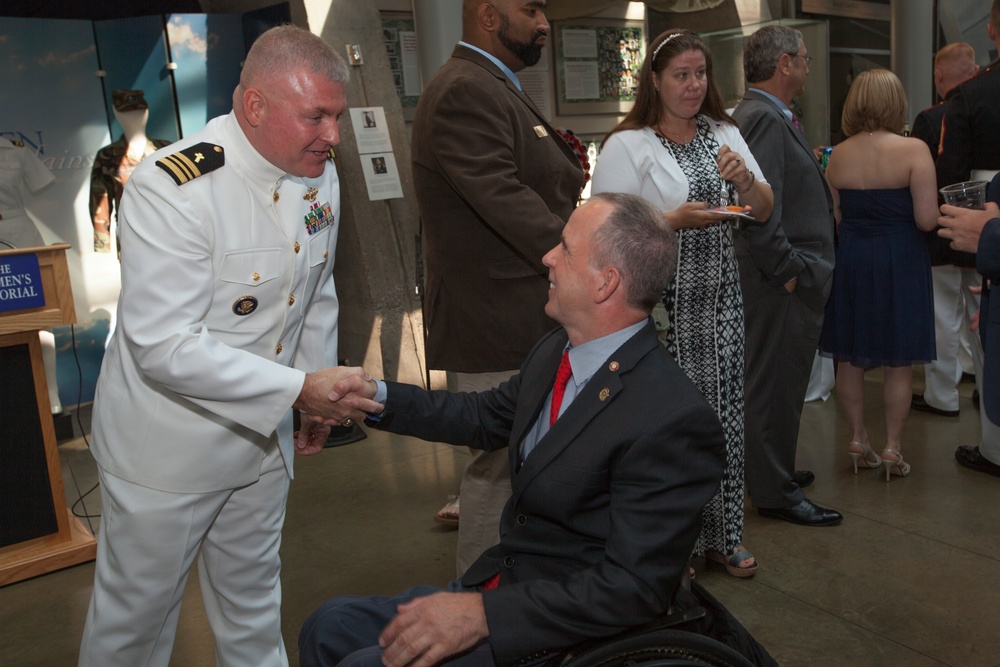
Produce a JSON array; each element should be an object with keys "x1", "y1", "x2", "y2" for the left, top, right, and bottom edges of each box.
[{"x1": 547, "y1": 579, "x2": 771, "y2": 667}]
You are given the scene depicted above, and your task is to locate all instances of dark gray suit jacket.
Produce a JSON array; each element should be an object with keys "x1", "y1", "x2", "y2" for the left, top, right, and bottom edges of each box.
[
  {"x1": 412, "y1": 45, "x2": 584, "y2": 373},
  {"x1": 367, "y1": 322, "x2": 725, "y2": 666},
  {"x1": 731, "y1": 90, "x2": 835, "y2": 312}
]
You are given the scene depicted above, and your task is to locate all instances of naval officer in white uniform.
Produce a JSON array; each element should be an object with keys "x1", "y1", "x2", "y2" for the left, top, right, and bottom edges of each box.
[{"x1": 78, "y1": 25, "x2": 382, "y2": 667}]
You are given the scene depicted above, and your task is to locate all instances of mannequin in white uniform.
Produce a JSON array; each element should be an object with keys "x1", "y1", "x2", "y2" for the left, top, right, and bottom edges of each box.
[{"x1": 0, "y1": 137, "x2": 62, "y2": 413}]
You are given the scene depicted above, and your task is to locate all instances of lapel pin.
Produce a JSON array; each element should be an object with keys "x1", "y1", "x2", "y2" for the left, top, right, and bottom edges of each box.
[
  {"x1": 533, "y1": 125, "x2": 548, "y2": 138},
  {"x1": 609, "y1": 361, "x2": 619, "y2": 371},
  {"x1": 303, "y1": 188, "x2": 318, "y2": 202},
  {"x1": 599, "y1": 387, "x2": 610, "y2": 401}
]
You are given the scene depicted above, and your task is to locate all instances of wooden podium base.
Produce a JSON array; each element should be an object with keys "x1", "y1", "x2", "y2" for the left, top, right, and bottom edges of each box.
[
  {"x1": 0, "y1": 244, "x2": 93, "y2": 587},
  {"x1": 0, "y1": 508, "x2": 97, "y2": 586}
]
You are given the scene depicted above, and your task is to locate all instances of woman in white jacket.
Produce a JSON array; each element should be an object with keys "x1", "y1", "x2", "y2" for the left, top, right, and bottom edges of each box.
[{"x1": 592, "y1": 29, "x2": 772, "y2": 578}]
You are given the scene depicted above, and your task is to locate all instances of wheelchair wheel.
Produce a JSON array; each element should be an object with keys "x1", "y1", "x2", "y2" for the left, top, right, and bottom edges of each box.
[{"x1": 558, "y1": 628, "x2": 755, "y2": 667}]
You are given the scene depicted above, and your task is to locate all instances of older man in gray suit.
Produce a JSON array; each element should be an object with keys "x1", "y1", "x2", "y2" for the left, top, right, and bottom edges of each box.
[{"x1": 732, "y1": 25, "x2": 841, "y2": 526}]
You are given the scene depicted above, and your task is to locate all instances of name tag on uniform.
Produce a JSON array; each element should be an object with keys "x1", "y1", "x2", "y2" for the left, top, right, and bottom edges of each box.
[{"x1": 533, "y1": 125, "x2": 548, "y2": 138}]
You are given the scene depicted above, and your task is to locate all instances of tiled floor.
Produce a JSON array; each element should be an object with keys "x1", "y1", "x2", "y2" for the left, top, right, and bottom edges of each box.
[{"x1": 1, "y1": 369, "x2": 998, "y2": 666}]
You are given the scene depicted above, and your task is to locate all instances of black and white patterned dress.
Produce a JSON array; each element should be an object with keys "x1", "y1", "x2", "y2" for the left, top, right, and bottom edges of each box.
[{"x1": 658, "y1": 118, "x2": 746, "y2": 558}]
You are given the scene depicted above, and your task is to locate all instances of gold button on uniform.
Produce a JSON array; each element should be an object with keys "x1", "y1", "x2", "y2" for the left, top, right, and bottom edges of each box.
[
  {"x1": 288, "y1": 294, "x2": 295, "y2": 306},
  {"x1": 275, "y1": 342, "x2": 283, "y2": 355},
  {"x1": 273, "y1": 192, "x2": 280, "y2": 202},
  {"x1": 323, "y1": 250, "x2": 329, "y2": 259},
  {"x1": 252, "y1": 272, "x2": 261, "y2": 282},
  {"x1": 294, "y1": 242, "x2": 301, "y2": 254}
]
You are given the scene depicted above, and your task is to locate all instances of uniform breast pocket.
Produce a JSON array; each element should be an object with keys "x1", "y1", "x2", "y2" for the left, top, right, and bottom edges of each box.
[
  {"x1": 307, "y1": 227, "x2": 332, "y2": 269},
  {"x1": 209, "y1": 248, "x2": 284, "y2": 333}
]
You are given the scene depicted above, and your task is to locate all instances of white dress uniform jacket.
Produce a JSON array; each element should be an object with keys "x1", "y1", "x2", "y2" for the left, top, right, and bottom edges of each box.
[
  {"x1": 90, "y1": 112, "x2": 340, "y2": 493},
  {"x1": 0, "y1": 136, "x2": 55, "y2": 249}
]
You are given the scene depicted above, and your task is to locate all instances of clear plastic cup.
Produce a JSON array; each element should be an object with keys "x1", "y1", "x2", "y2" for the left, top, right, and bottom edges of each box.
[{"x1": 940, "y1": 180, "x2": 988, "y2": 209}]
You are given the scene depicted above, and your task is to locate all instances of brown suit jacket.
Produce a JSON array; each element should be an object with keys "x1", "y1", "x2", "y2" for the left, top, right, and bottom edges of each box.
[{"x1": 412, "y1": 45, "x2": 584, "y2": 372}]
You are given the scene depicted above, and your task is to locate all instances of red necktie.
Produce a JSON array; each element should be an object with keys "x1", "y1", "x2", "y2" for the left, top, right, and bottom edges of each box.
[
  {"x1": 791, "y1": 114, "x2": 803, "y2": 133},
  {"x1": 549, "y1": 350, "x2": 573, "y2": 427}
]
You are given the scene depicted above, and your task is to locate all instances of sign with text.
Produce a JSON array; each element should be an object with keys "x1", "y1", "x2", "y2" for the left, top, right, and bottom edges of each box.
[{"x1": 0, "y1": 253, "x2": 45, "y2": 312}]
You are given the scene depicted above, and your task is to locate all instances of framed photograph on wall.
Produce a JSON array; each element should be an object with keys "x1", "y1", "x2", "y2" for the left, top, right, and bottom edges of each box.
[
  {"x1": 553, "y1": 18, "x2": 645, "y2": 116},
  {"x1": 380, "y1": 12, "x2": 421, "y2": 119}
]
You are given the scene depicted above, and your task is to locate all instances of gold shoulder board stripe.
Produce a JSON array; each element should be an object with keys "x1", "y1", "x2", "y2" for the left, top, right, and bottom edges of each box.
[{"x1": 155, "y1": 142, "x2": 225, "y2": 185}]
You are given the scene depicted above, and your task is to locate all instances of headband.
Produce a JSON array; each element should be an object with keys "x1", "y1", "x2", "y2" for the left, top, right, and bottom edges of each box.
[{"x1": 650, "y1": 33, "x2": 683, "y2": 63}]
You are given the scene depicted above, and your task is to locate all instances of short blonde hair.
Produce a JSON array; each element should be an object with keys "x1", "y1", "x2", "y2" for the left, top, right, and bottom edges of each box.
[
  {"x1": 841, "y1": 68, "x2": 907, "y2": 136},
  {"x1": 935, "y1": 42, "x2": 975, "y2": 70}
]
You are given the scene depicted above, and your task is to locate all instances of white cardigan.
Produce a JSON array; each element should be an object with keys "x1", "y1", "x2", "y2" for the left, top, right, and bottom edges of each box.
[{"x1": 591, "y1": 117, "x2": 767, "y2": 212}]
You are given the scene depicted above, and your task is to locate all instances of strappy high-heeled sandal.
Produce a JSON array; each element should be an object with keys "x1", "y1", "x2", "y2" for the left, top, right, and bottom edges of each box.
[
  {"x1": 847, "y1": 441, "x2": 881, "y2": 474},
  {"x1": 880, "y1": 448, "x2": 911, "y2": 481}
]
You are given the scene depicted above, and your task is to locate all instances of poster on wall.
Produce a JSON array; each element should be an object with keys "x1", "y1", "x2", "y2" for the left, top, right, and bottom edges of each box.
[
  {"x1": 554, "y1": 19, "x2": 645, "y2": 116},
  {"x1": 381, "y1": 13, "x2": 421, "y2": 118},
  {"x1": 350, "y1": 107, "x2": 403, "y2": 201}
]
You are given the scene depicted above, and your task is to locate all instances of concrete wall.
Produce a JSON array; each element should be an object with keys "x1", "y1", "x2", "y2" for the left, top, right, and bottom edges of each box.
[{"x1": 293, "y1": 0, "x2": 427, "y2": 386}]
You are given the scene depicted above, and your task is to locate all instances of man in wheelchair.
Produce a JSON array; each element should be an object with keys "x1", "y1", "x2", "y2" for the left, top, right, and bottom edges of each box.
[{"x1": 299, "y1": 194, "x2": 765, "y2": 667}]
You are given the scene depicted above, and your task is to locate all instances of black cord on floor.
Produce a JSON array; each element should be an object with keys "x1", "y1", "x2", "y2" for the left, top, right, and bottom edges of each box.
[{"x1": 63, "y1": 323, "x2": 101, "y2": 531}]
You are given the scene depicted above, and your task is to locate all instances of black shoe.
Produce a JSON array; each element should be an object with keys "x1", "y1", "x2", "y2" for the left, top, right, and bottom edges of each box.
[
  {"x1": 955, "y1": 445, "x2": 1000, "y2": 477},
  {"x1": 758, "y1": 499, "x2": 843, "y2": 526},
  {"x1": 792, "y1": 470, "x2": 815, "y2": 488},
  {"x1": 911, "y1": 393, "x2": 959, "y2": 417}
]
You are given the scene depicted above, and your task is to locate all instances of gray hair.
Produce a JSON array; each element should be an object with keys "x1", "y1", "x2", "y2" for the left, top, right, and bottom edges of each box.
[
  {"x1": 743, "y1": 25, "x2": 803, "y2": 84},
  {"x1": 241, "y1": 25, "x2": 350, "y2": 89},
  {"x1": 588, "y1": 192, "x2": 677, "y2": 312}
]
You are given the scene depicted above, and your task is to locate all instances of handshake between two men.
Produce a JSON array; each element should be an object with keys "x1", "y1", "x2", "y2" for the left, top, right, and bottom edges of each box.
[{"x1": 293, "y1": 367, "x2": 381, "y2": 455}]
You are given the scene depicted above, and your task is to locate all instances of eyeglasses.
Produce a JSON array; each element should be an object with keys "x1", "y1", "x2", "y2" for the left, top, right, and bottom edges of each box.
[{"x1": 789, "y1": 53, "x2": 815, "y2": 66}]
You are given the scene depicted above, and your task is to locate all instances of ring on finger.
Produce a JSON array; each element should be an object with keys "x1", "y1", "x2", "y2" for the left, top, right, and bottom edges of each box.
[{"x1": 343, "y1": 418, "x2": 353, "y2": 427}]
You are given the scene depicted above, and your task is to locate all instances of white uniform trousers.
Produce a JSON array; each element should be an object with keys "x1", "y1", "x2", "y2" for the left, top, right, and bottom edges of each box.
[
  {"x1": 447, "y1": 369, "x2": 517, "y2": 577},
  {"x1": 924, "y1": 266, "x2": 980, "y2": 411},
  {"x1": 804, "y1": 350, "x2": 835, "y2": 402},
  {"x1": 79, "y1": 439, "x2": 290, "y2": 667}
]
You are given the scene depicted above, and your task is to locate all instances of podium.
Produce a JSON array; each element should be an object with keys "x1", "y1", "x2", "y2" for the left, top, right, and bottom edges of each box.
[{"x1": 0, "y1": 243, "x2": 97, "y2": 586}]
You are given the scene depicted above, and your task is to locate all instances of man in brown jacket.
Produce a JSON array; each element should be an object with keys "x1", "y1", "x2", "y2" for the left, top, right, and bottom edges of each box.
[{"x1": 411, "y1": 0, "x2": 584, "y2": 574}]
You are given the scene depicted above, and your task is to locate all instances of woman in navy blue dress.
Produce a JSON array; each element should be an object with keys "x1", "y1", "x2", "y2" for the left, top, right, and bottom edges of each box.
[{"x1": 819, "y1": 69, "x2": 938, "y2": 480}]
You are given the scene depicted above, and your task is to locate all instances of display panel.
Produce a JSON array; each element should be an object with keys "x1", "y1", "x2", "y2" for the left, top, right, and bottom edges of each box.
[{"x1": 553, "y1": 18, "x2": 645, "y2": 116}]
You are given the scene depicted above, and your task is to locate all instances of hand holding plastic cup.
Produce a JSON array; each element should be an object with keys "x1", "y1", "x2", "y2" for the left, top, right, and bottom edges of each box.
[{"x1": 940, "y1": 180, "x2": 988, "y2": 210}]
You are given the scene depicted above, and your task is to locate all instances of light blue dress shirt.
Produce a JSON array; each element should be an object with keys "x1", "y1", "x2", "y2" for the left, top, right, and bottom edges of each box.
[
  {"x1": 458, "y1": 40, "x2": 523, "y2": 91},
  {"x1": 747, "y1": 87, "x2": 794, "y2": 123}
]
